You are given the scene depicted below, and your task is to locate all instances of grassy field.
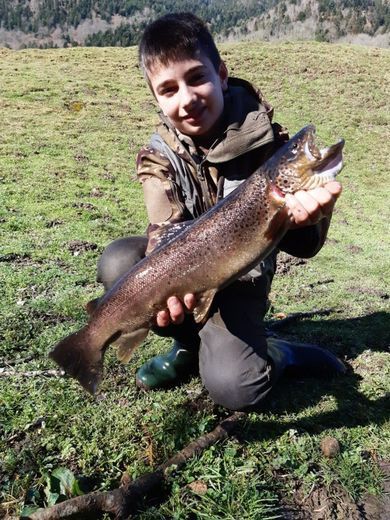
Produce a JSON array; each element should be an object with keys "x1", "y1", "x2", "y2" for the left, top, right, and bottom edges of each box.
[{"x1": 0, "y1": 41, "x2": 389, "y2": 518}]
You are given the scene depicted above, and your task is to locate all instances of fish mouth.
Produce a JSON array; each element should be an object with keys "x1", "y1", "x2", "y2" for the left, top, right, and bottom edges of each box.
[{"x1": 302, "y1": 132, "x2": 345, "y2": 189}]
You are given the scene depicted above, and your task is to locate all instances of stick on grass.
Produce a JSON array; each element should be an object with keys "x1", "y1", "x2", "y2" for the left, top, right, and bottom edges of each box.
[
  {"x1": 0, "y1": 369, "x2": 65, "y2": 378},
  {"x1": 27, "y1": 412, "x2": 246, "y2": 520}
]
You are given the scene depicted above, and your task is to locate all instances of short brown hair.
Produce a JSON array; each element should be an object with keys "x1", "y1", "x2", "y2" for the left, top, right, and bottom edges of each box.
[{"x1": 139, "y1": 12, "x2": 221, "y2": 80}]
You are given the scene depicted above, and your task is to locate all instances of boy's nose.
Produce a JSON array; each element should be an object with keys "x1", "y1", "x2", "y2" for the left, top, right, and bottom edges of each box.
[{"x1": 180, "y1": 85, "x2": 197, "y2": 111}]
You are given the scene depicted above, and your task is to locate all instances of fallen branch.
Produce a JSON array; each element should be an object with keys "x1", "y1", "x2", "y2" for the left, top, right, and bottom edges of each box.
[
  {"x1": 267, "y1": 308, "x2": 336, "y2": 330},
  {"x1": 306, "y1": 278, "x2": 334, "y2": 289},
  {"x1": 0, "y1": 354, "x2": 36, "y2": 366},
  {"x1": 27, "y1": 411, "x2": 246, "y2": 520},
  {"x1": 0, "y1": 369, "x2": 65, "y2": 378}
]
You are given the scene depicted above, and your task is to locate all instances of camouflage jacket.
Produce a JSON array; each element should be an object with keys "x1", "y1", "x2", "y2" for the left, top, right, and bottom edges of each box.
[{"x1": 136, "y1": 77, "x2": 330, "y2": 292}]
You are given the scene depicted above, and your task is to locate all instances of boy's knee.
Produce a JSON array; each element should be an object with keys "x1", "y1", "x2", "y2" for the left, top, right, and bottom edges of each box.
[
  {"x1": 201, "y1": 359, "x2": 272, "y2": 411},
  {"x1": 97, "y1": 236, "x2": 147, "y2": 290},
  {"x1": 199, "y1": 320, "x2": 272, "y2": 411}
]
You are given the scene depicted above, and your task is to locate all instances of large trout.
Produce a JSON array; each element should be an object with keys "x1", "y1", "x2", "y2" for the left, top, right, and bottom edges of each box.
[{"x1": 50, "y1": 125, "x2": 344, "y2": 393}]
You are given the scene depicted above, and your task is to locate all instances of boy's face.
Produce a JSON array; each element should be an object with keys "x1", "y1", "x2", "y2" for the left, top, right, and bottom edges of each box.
[{"x1": 147, "y1": 53, "x2": 228, "y2": 138}]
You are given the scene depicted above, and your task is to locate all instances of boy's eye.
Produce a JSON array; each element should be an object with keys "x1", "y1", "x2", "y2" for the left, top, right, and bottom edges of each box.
[
  {"x1": 160, "y1": 86, "x2": 176, "y2": 96},
  {"x1": 189, "y1": 73, "x2": 205, "y2": 84}
]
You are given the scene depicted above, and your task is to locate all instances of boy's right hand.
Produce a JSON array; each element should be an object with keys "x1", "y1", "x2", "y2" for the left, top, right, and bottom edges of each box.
[{"x1": 156, "y1": 294, "x2": 196, "y2": 327}]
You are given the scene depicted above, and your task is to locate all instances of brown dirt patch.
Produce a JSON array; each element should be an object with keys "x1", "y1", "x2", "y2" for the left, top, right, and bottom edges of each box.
[
  {"x1": 276, "y1": 252, "x2": 308, "y2": 275},
  {"x1": 346, "y1": 245, "x2": 363, "y2": 254},
  {"x1": 0, "y1": 253, "x2": 41, "y2": 265},
  {"x1": 281, "y1": 460, "x2": 390, "y2": 519},
  {"x1": 347, "y1": 286, "x2": 389, "y2": 300},
  {"x1": 67, "y1": 240, "x2": 98, "y2": 255}
]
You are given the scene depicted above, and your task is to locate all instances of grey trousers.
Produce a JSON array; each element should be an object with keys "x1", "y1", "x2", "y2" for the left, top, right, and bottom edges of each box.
[{"x1": 97, "y1": 236, "x2": 274, "y2": 411}]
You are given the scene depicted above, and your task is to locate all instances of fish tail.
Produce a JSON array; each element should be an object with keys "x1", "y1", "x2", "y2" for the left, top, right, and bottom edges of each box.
[{"x1": 49, "y1": 326, "x2": 104, "y2": 394}]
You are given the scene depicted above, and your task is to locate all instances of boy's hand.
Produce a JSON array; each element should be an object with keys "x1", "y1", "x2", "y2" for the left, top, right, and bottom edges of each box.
[
  {"x1": 156, "y1": 294, "x2": 196, "y2": 327},
  {"x1": 285, "y1": 181, "x2": 342, "y2": 228}
]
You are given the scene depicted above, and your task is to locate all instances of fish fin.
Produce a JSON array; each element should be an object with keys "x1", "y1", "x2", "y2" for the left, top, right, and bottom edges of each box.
[
  {"x1": 153, "y1": 221, "x2": 192, "y2": 250},
  {"x1": 49, "y1": 327, "x2": 105, "y2": 394},
  {"x1": 264, "y1": 191, "x2": 289, "y2": 241},
  {"x1": 114, "y1": 328, "x2": 149, "y2": 363},
  {"x1": 193, "y1": 289, "x2": 218, "y2": 324},
  {"x1": 85, "y1": 297, "x2": 101, "y2": 316}
]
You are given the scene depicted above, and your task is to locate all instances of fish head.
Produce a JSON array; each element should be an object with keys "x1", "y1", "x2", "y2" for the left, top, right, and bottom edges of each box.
[{"x1": 270, "y1": 125, "x2": 345, "y2": 194}]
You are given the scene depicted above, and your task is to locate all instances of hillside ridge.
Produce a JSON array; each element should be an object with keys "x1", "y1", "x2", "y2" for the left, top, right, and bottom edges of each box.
[{"x1": 0, "y1": 0, "x2": 389, "y2": 49}]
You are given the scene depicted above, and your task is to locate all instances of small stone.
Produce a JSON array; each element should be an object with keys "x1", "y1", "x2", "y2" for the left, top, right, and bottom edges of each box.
[
  {"x1": 320, "y1": 436, "x2": 340, "y2": 458},
  {"x1": 187, "y1": 480, "x2": 208, "y2": 495},
  {"x1": 90, "y1": 187, "x2": 103, "y2": 197},
  {"x1": 65, "y1": 100, "x2": 85, "y2": 112}
]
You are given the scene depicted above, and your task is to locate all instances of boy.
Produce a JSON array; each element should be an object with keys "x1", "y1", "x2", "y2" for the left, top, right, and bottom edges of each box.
[{"x1": 97, "y1": 13, "x2": 344, "y2": 411}]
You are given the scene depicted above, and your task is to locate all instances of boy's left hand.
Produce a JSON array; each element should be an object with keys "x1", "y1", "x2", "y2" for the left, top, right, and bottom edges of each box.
[
  {"x1": 285, "y1": 181, "x2": 342, "y2": 228},
  {"x1": 156, "y1": 294, "x2": 196, "y2": 327}
]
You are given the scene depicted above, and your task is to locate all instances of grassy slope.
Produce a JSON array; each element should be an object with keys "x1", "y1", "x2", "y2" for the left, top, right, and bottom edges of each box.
[{"x1": 0, "y1": 42, "x2": 389, "y2": 518}]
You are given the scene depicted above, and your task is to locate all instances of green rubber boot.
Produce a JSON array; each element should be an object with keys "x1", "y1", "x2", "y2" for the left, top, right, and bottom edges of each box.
[{"x1": 136, "y1": 341, "x2": 198, "y2": 390}]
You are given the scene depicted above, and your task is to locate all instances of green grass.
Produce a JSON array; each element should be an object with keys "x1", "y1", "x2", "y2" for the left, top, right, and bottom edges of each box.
[{"x1": 0, "y1": 42, "x2": 389, "y2": 518}]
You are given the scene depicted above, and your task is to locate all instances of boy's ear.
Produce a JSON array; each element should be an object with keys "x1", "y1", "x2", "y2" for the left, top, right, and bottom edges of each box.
[{"x1": 219, "y1": 61, "x2": 228, "y2": 91}]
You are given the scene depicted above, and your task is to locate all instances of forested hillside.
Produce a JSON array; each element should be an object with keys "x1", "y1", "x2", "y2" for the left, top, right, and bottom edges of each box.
[{"x1": 0, "y1": 0, "x2": 389, "y2": 49}]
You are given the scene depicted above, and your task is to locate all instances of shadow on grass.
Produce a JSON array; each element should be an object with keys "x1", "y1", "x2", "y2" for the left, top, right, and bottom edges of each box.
[
  {"x1": 244, "y1": 310, "x2": 390, "y2": 439},
  {"x1": 267, "y1": 310, "x2": 390, "y2": 354},
  {"x1": 256, "y1": 373, "x2": 389, "y2": 438}
]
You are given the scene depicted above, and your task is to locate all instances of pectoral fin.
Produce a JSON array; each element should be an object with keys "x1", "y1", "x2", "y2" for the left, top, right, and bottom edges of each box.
[
  {"x1": 193, "y1": 289, "x2": 217, "y2": 323},
  {"x1": 114, "y1": 328, "x2": 149, "y2": 363}
]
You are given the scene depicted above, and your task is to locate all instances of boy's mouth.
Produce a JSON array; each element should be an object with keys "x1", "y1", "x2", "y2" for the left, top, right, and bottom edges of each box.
[{"x1": 184, "y1": 105, "x2": 206, "y2": 123}]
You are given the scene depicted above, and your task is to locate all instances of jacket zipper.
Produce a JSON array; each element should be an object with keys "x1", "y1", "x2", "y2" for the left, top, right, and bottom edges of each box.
[{"x1": 197, "y1": 159, "x2": 214, "y2": 211}]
